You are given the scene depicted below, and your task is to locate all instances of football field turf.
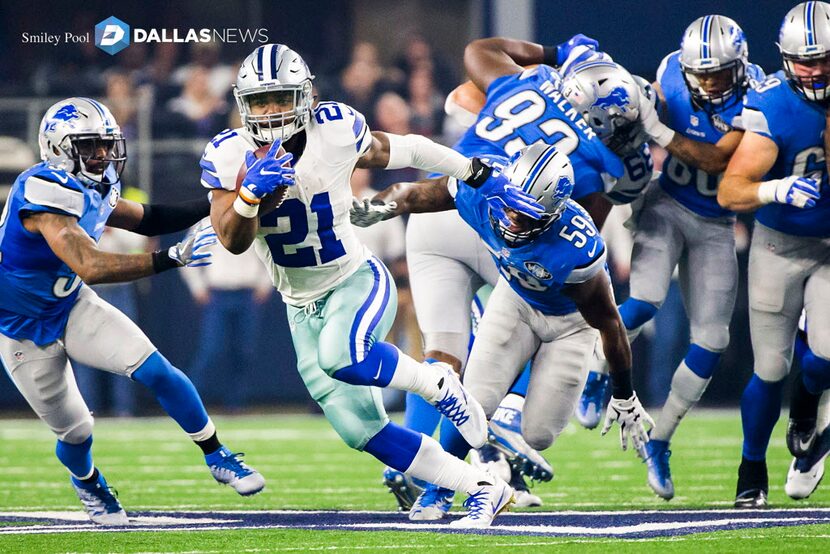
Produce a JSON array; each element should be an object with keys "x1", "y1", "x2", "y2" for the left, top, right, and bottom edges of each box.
[{"x1": 0, "y1": 411, "x2": 828, "y2": 552}]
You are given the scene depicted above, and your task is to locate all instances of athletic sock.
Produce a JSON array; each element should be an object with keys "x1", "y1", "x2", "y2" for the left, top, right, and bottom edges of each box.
[
  {"x1": 57, "y1": 436, "x2": 94, "y2": 480},
  {"x1": 196, "y1": 433, "x2": 223, "y2": 456},
  {"x1": 741, "y1": 375, "x2": 784, "y2": 461}
]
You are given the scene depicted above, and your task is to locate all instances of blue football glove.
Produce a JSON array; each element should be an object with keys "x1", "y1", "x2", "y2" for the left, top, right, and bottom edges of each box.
[
  {"x1": 556, "y1": 33, "x2": 599, "y2": 66},
  {"x1": 465, "y1": 158, "x2": 545, "y2": 226},
  {"x1": 758, "y1": 176, "x2": 820, "y2": 209},
  {"x1": 238, "y1": 141, "x2": 295, "y2": 205}
]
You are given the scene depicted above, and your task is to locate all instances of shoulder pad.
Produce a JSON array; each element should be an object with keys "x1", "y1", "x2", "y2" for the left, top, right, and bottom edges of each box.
[
  {"x1": 656, "y1": 51, "x2": 680, "y2": 85},
  {"x1": 200, "y1": 128, "x2": 253, "y2": 191},
  {"x1": 311, "y1": 102, "x2": 373, "y2": 158},
  {"x1": 22, "y1": 169, "x2": 85, "y2": 218}
]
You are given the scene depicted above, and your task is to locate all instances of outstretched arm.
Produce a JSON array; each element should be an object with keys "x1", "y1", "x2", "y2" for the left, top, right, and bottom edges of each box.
[
  {"x1": 665, "y1": 131, "x2": 744, "y2": 175},
  {"x1": 22, "y1": 212, "x2": 213, "y2": 284},
  {"x1": 374, "y1": 176, "x2": 454, "y2": 215},
  {"x1": 107, "y1": 196, "x2": 211, "y2": 236},
  {"x1": 464, "y1": 37, "x2": 543, "y2": 92}
]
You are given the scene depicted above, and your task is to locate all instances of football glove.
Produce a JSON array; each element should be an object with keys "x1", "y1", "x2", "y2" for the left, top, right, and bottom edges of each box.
[
  {"x1": 635, "y1": 83, "x2": 675, "y2": 148},
  {"x1": 169, "y1": 222, "x2": 217, "y2": 268},
  {"x1": 757, "y1": 176, "x2": 820, "y2": 209},
  {"x1": 601, "y1": 393, "x2": 654, "y2": 455},
  {"x1": 466, "y1": 158, "x2": 545, "y2": 226},
  {"x1": 350, "y1": 197, "x2": 398, "y2": 227},
  {"x1": 238, "y1": 141, "x2": 295, "y2": 205}
]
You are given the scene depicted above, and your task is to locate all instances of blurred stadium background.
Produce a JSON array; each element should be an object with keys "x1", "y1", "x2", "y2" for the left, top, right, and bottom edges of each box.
[{"x1": 0, "y1": 0, "x2": 799, "y2": 417}]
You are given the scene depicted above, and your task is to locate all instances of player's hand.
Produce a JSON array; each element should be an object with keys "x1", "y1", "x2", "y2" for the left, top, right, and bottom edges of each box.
[
  {"x1": 239, "y1": 141, "x2": 295, "y2": 204},
  {"x1": 757, "y1": 176, "x2": 820, "y2": 209},
  {"x1": 555, "y1": 33, "x2": 599, "y2": 65},
  {"x1": 635, "y1": 81, "x2": 674, "y2": 148},
  {"x1": 169, "y1": 222, "x2": 217, "y2": 268},
  {"x1": 466, "y1": 158, "x2": 545, "y2": 225},
  {"x1": 601, "y1": 393, "x2": 654, "y2": 455},
  {"x1": 350, "y1": 197, "x2": 398, "y2": 227}
]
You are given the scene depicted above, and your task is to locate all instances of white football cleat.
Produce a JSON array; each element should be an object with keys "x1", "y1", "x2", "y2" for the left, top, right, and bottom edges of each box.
[
  {"x1": 488, "y1": 414, "x2": 554, "y2": 482},
  {"x1": 514, "y1": 488, "x2": 543, "y2": 508},
  {"x1": 449, "y1": 478, "x2": 515, "y2": 528},
  {"x1": 786, "y1": 427, "x2": 830, "y2": 500},
  {"x1": 469, "y1": 444, "x2": 511, "y2": 482},
  {"x1": 429, "y1": 362, "x2": 487, "y2": 448},
  {"x1": 408, "y1": 485, "x2": 454, "y2": 521},
  {"x1": 206, "y1": 447, "x2": 266, "y2": 496},
  {"x1": 71, "y1": 470, "x2": 129, "y2": 526}
]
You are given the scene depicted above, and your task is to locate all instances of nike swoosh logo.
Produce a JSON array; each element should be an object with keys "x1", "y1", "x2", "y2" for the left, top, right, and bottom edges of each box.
[
  {"x1": 260, "y1": 169, "x2": 284, "y2": 176},
  {"x1": 587, "y1": 241, "x2": 598, "y2": 257},
  {"x1": 373, "y1": 357, "x2": 383, "y2": 381},
  {"x1": 798, "y1": 436, "x2": 814, "y2": 452},
  {"x1": 51, "y1": 172, "x2": 68, "y2": 184}
]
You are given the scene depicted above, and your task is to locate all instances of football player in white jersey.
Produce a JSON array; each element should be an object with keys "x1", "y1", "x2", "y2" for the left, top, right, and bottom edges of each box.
[{"x1": 201, "y1": 44, "x2": 544, "y2": 527}]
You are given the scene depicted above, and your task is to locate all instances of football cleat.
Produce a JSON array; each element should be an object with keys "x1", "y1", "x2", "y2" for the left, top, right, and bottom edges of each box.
[
  {"x1": 470, "y1": 444, "x2": 511, "y2": 482},
  {"x1": 488, "y1": 408, "x2": 554, "y2": 482},
  {"x1": 734, "y1": 458, "x2": 768, "y2": 509},
  {"x1": 510, "y1": 468, "x2": 542, "y2": 507},
  {"x1": 449, "y1": 478, "x2": 515, "y2": 528},
  {"x1": 785, "y1": 426, "x2": 830, "y2": 500},
  {"x1": 408, "y1": 484, "x2": 454, "y2": 521},
  {"x1": 382, "y1": 467, "x2": 424, "y2": 511},
  {"x1": 644, "y1": 439, "x2": 674, "y2": 500},
  {"x1": 429, "y1": 362, "x2": 488, "y2": 448},
  {"x1": 576, "y1": 371, "x2": 610, "y2": 429},
  {"x1": 787, "y1": 417, "x2": 817, "y2": 458},
  {"x1": 71, "y1": 470, "x2": 129, "y2": 525},
  {"x1": 206, "y1": 446, "x2": 265, "y2": 496}
]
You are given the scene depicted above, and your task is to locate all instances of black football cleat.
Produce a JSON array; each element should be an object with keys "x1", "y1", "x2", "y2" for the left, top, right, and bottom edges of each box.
[
  {"x1": 787, "y1": 417, "x2": 818, "y2": 458},
  {"x1": 735, "y1": 457, "x2": 769, "y2": 509}
]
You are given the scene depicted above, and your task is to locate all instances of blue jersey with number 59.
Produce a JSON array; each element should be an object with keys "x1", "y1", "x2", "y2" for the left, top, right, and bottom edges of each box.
[
  {"x1": 452, "y1": 166, "x2": 607, "y2": 316},
  {"x1": 657, "y1": 51, "x2": 764, "y2": 218},
  {"x1": 740, "y1": 71, "x2": 830, "y2": 237},
  {"x1": 453, "y1": 65, "x2": 624, "y2": 201},
  {"x1": 0, "y1": 163, "x2": 120, "y2": 345}
]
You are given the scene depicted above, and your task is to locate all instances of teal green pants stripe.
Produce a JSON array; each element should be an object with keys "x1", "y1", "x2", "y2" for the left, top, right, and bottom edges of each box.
[{"x1": 287, "y1": 259, "x2": 398, "y2": 450}]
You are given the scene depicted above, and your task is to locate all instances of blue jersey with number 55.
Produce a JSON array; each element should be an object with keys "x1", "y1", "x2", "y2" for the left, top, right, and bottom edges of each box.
[
  {"x1": 657, "y1": 51, "x2": 764, "y2": 218},
  {"x1": 740, "y1": 71, "x2": 830, "y2": 237},
  {"x1": 453, "y1": 65, "x2": 624, "y2": 201},
  {"x1": 0, "y1": 163, "x2": 120, "y2": 345},
  {"x1": 453, "y1": 167, "x2": 607, "y2": 316}
]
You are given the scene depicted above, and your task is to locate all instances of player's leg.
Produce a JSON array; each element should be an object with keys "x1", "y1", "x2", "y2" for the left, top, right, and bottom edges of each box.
[
  {"x1": 736, "y1": 225, "x2": 808, "y2": 507},
  {"x1": 0, "y1": 334, "x2": 127, "y2": 524},
  {"x1": 322, "y1": 257, "x2": 487, "y2": 447},
  {"x1": 785, "y1": 256, "x2": 830, "y2": 500},
  {"x1": 645, "y1": 216, "x2": 737, "y2": 500},
  {"x1": 63, "y1": 286, "x2": 264, "y2": 495},
  {"x1": 578, "y1": 189, "x2": 682, "y2": 428}
]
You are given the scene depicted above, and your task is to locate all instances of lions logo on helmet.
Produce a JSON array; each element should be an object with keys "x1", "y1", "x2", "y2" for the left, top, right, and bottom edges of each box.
[
  {"x1": 779, "y1": 1, "x2": 830, "y2": 102},
  {"x1": 38, "y1": 97, "x2": 126, "y2": 185},
  {"x1": 234, "y1": 44, "x2": 315, "y2": 143}
]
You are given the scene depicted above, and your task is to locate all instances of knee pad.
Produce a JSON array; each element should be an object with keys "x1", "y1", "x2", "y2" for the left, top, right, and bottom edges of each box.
[
  {"x1": 690, "y1": 324, "x2": 730, "y2": 354},
  {"x1": 619, "y1": 298, "x2": 659, "y2": 331},
  {"x1": 684, "y1": 344, "x2": 722, "y2": 380},
  {"x1": 523, "y1": 426, "x2": 555, "y2": 452},
  {"x1": 59, "y1": 414, "x2": 94, "y2": 444},
  {"x1": 332, "y1": 342, "x2": 399, "y2": 387}
]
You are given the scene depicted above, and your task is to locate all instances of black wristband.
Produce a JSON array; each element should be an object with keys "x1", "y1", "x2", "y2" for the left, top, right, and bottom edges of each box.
[
  {"x1": 464, "y1": 158, "x2": 493, "y2": 189},
  {"x1": 542, "y1": 45, "x2": 559, "y2": 66},
  {"x1": 610, "y1": 368, "x2": 634, "y2": 399},
  {"x1": 151, "y1": 249, "x2": 179, "y2": 273},
  {"x1": 134, "y1": 197, "x2": 211, "y2": 237}
]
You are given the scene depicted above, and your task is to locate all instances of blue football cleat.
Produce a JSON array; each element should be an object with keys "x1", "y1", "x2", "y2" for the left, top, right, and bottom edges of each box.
[
  {"x1": 206, "y1": 446, "x2": 265, "y2": 496},
  {"x1": 576, "y1": 371, "x2": 610, "y2": 429},
  {"x1": 71, "y1": 470, "x2": 129, "y2": 525},
  {"x1": 409, "y1": 483, "x2": 454, "y2": 521},
  {"x1": 382, "y1": 466, "x2": 424, "y2": 511},
  {"x1": 470, "y1": 443, "x2": 511, "y2": 482},
  {"x1": 644, "y1": 439, "x2": 674, "y2": 500},
  {"x1": 488, "y1": 406, "x2": 553, "y2": 482}
]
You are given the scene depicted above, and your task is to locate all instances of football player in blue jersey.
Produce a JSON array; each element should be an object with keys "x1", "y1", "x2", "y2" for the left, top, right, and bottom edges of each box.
[
  {"x1": 575, "y1": 15, "x2": 765, "y2": 500},
  {"x1": 718, "y1": 1, "x2": 830, "y2": 507},
  {"x1": 0, "y1": 98, "x2": 265, "y2": 524},
  {"x1": 359, "y1": 143, "x2": 653, "y2": 523}
]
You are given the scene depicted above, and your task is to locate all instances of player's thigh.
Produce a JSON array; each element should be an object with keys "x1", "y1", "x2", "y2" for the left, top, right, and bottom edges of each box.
[
  {"x1": 523, "y1": 317, "x2": 597, "y2": 450},
  {"x1": 64, "y1": 286, "x2": 155, "y2": 377},
  {"x1": 0, "y1": 334, "x2": 92, "y2": 442},
  {"x1": 805, "y1": 257, "x2": 830, "y2": 360},
  {"x1": 628, "y1": 189, "x2": 685, "y2": 307},
  {"x1": 748, "y1": 225, "x2": 809, "y2": 381},
  {"x1": 318, "y1": 258, "x2": 398, "y2": 374},
  {"x1": 464, "y1": 279, "x2": 539, "y2": 417},
  {"x1": 680, "y1": 218, "x2": 738, "y2": 352}
]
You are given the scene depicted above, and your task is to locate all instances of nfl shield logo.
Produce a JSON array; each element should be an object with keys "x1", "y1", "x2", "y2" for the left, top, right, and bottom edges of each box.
[
  {"x1": 13, "y1": 351, "x2": 24, "y2": 362},
  {"x1": 690, "y1": 115, "x2": 699, "y2": 127}
]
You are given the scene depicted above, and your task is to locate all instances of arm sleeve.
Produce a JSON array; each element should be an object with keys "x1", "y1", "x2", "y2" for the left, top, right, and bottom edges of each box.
[{"x1": 132, "y1": 196, "x2": 211, "y2": 236}]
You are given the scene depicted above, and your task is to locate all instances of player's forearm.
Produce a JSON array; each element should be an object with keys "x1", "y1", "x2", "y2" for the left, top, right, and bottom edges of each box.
[
  {"x1": 665, "y1": 134, "x2": 734, "y2": 175},
  {"x1": 50, "y1": 226, "x2": 157, "y2": 285},
  {"x1": 372, "y1": 177, "x2": 453, "y2": 215},
  {"x1": 717, "y1": 174, "x2": 764, "y2": 212},
  {"x1": 464, "y1": 38, "x2": 541, "y2": 92},
  {"x1": 209, "y1": 191, "x2": 257, "y2": 254}
]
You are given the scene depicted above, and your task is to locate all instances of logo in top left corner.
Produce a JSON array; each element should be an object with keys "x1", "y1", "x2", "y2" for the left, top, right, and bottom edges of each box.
[{"x1": 95, "y1": 16, "x2": 130, "y2": 55}]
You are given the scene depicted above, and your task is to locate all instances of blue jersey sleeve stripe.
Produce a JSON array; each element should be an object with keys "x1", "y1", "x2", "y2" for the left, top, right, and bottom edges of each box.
[
  {"x1": 351, "y1": 112, "x2": 366, "y2": 140},
  {"x1": 200, "y1": 170, "x2": 224, "y2": 189},
  {"x1": 199, "y1": 156, "x2": 218, "y2": 173}
]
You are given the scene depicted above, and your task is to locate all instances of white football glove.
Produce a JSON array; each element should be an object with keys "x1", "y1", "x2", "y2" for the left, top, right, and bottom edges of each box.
[
  {"x1": 757, "y1": 176, "x2": 820, "y2": 209},
  {"x1": 601, "y1": 393, "x2": 654, "y2": 455},
  {"x1": 170, "y1": 223, "x2": 217, "y2": 267},
  {"x1": 635, "y1": 81, "x2": 675, "y2": 148},
  {"x1": 350, "y1": 197, "x2": 398, "y2": 228}
]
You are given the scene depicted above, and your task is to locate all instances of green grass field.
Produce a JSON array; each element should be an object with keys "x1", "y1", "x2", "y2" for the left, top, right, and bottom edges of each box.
[{"x1": 0, "y1": 411, "x2": 828, "y2": 552}]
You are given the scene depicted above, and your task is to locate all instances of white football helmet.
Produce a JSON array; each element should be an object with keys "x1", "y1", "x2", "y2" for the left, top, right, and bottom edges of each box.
[
  {"x1": 234, "y1": 44, "x2": 315, "y2": 143},
  {"x1": 494, "y1": 143, "x2": 575, "y2": 246},
  {"x1": 779, "y1": 1, "x2": 830, "y2": 101},
  {"x1": 562, "y1": 59, "x2": 643, "y2": 156},
  {"x1": 679, "y1": 15, "x2": 749, "y2": 110},
  {"x1": 38, "y1": 97, "x2": 126, "y2": 185}
]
